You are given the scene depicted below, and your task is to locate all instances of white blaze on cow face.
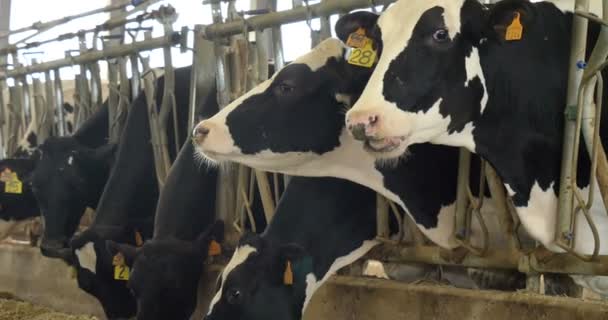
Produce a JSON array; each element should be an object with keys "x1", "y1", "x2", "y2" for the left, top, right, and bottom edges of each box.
[
  {"x1": 207, "y1": 245, "x2": 258, "y2": 315},
  {"x1": 75, "y1": 242, "x2": 97, "y2": 274},
  {"x1": 346, "y1": 0, "x2": 484, "y2": 158},
  {"x1": 194, "y1": 38, "x2": 346, "y2": 167}
]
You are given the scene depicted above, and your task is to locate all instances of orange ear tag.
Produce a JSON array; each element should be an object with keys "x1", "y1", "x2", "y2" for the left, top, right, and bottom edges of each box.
[
  {"x1": 506, "y1": 12, "x2": 523, "y2": 41},
  {"x1": 135, "y1": 231, "x2": 144, "y2": 247},
  {"x1": 346, "y1": 28, "x2": 368, "y2": 48},
  {"x1": 283, "y1": 260, "x2": 294, "y2": 286},
  {"x1": 208, "y1": 240, "x2": 222, "y2": 257}
]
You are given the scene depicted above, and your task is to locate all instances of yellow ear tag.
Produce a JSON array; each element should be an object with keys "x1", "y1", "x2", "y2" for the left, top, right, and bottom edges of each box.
[
  {"x1": 348, "y1": 40, "x2": 377, "y2": 68},
  {"x1": 283, "y1": 260, "x2": 294, "y2": 286},
  {"x1": 134, "y1": 231, "x2": 144, "y2": 247},
  {"x1": 506, "y1": 12, "x2": 523, "y2": 41},
  {"x1": 112, "y1": 252, "x2": 130, "y2": 281},
  {"x1": 4, "y1": 172, "x2": 22, "y2": 194},
  {"x1": 208, "y1": 240, "x2": 222, "y2": 257},
  {"x1": 346, "y1": 28, "x2": 368, "y2": 48}
]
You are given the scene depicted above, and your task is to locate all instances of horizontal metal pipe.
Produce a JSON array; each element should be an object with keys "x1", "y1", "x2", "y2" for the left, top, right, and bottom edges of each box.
[
  {"x1": 369, "y1": 245, "x2": 608, "y2": 276},
  {"x1": 203, "y1": 0, "x2": 396, "y2": 39},
  {"x1": 0, "y1": 33, "x2": 180, "y2": 80}
]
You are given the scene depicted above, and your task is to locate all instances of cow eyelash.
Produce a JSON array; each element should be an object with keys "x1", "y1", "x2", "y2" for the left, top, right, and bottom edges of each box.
[
  {"x1": 432, "y1": 29, "x2": 450, "y2": 43},
  {"x1": 277, "y1": 83, "x2": 295, "y2": 94}
]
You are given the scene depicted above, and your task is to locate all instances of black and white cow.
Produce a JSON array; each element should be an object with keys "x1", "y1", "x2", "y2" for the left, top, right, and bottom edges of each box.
[
  {"x1": 193, "y1": 14, "x2": 513, "y2": 252},
  {"x1": 205, "y1": 176, "x2": 380, "y2": 320},
  {"x1": 29, "y1": 103, "x2": 114, "y2": 258},
  {"x1": 68, "y1": 65, "x2": 217, "y2": 319},
  {"x1": 343, "y1": 0, "x2": 608, "y2": 294},
  {"x1": 0, "y1": 102, "x2": 78, "y2": 242},
  {"x1": 106, "y1": 141, "x2": 221, "y2": 320}
]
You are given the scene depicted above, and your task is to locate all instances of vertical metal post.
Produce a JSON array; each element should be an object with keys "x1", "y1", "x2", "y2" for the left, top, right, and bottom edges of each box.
[
  {"x1": 129, "y1": 54, "x2": 140, "y2": 99},
  {"x1": 556, "y1": 0, "x2": 590, "y2": 248},
  {"x1": 211, "y1": 0, "x2": 240, "y2": 244},
  {"x1": 188, "y1": 26, "x2": 217, "y2": 130},
  {"x1": 53, "y1": 69, "x2": 66, "y2": 136},
  {"x1": 32, "y1": 78, "x2": 48, "y2": 141},
  {"x1": 107, "y1": 58, "x2": 120, "y2": 143},
  {"x1": 75, "y1": 33, "x2": 92, "y2": 127},
  {"x1": 0, "y1": 0, "x2": 11, "y2": 157},
  {"x1": 454, "y1": 148, "x2": 472, "y2": 242},
  {"x1": 43, "y1": 70, "x2": 57, "y2": 138},
  {"x1": 376, "y1": 194, "x2": 390, "y2": 239}
]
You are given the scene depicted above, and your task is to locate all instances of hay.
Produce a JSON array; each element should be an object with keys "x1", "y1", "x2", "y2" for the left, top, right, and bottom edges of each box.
[{"x1": 0, "y1": 298, "x2": 97, "y2": 320}]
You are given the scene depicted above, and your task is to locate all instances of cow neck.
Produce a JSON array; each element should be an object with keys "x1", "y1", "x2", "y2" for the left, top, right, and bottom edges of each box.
[
  {"x1": 153, "y1": 142, "x2": 218, "y2": 240},
  {"x1": 92, "y1": 90, "x2": 157, "y2": 227},
  {"x1": 468, "y1": 12, "x2": 577, "y2": 206},
  {"x1": 263, "y1": 177, "x2": 377, "y2": 283},
  {"x1": 72, "y1": 102, "x2": 110, "y2": 148}
]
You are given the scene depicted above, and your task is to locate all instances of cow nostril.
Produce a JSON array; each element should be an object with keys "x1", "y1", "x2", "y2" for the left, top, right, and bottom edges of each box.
[
  {"x1": 369, "y1": 115, "x2": 379, "y2": 126},
  {"x1": 350, "y1": 124, "x2": 368, "y2": 141}
]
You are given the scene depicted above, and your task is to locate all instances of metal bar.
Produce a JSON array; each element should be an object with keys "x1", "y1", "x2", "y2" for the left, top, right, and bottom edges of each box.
[
  {"x1": 107, "y1": 59, "x2": 121, "y2": 143},
  {"x1": 43, "y1": 70, "x2": 56, "y2": 138},
  {"x1": 32, "y1": 78, "x2": 49, "y2": 141},
  {"x1": 556, "y1": 0, "x2": 590, "y2": 249},
  {"x1": 454, "y1": 148, "x2": 472, "y2": 242},
  {"x1": 255, "y1": 170, "x2": 276, "y2": 223},
  {"x1": 376, "y1": 194, "x2": 390, "y2": 239},
  {"x1": 187, "y1": 26, "x2": 217, "y2": 130},
  {"x1": 129, "y1": 54, "x2": 140, "y2": 99},
  {"x1": 0, "y1": 0, "x2": 132, "y2": 40},
  {"x1": 52, "y1": 69, "x2": 65, "y2": 136},
  {"x1": 0, "y1": 34, "x2": 180, "y2": 80},
  {"x1": 203, "y1": 0, "x2": 396, "y2": 39}
]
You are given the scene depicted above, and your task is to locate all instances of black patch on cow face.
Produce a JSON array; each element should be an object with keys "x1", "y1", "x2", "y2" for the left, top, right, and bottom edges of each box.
[
  {"x1": 63, "y1": 102, "x2": 75, "y2": 113},
  {"x1": 33, "y1": 137, "x2": 114, "y2": 253},
  {"x1": 70, "y1": 227, "x2": 138, "y2": 319},
  {"x1": 127, "y1": 240, "x2": 205, "y2": 320},
  {"x1": 381, "y1": 5, "x2": 484, "y2": 134},
  {"x1": 226, "y1": 58, "x2": 363, "y2": 156},
  {"x1": 207, "y1": 236, "x2": 307, "y2": 320}
]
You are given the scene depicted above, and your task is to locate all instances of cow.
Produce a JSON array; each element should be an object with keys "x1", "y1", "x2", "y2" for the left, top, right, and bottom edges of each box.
[
  {"x1": 29, "y1": 103, "x2": 114, "y2": 258},
  {"x1": 204, "y1": 176, "x2": 380, "y2": 320},
  {"x1": 342, "y1": 0, "x2": 608, "y2": 295},
  {"x1": 68, "y1": 65, "x2": 218, "y2": 319},
  {"x1": 106, "y1": 141, "x2": 222, "y2": 320},
  {"x1": 0, "y1": 102, "x2": 79, "y2": 242},
  {"x1": 192, "y1": 14, "x2": 517, "y2": 252}
]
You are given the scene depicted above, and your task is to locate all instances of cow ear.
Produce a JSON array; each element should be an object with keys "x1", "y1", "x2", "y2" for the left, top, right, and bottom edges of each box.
[
  {"x1": 277, "y1": 243, "x2": 310, "y2": 286},
  {"x1": 335, "y1": 11, "x2": 379, "y2": 44},
  {"x1": 195, "y1": 220, "x2": 225, "y2": 257},
  {"x1": 485, "y1": 0, "x2": 536, "y2": 42},
  {"x1": 106, "y1": 240, "x2": 139, "y2": 266}
]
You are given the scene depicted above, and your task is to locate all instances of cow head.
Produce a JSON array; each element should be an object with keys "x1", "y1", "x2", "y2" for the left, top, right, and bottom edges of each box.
[
  {"x1": 106, "y1": 221, "x2": 224, "y2": 320},
  {"x1": 33, "y1": 137, "x2": 115, "y2": 258},
  {"x1": 345, "y1": 0, "x2": 509, "y2": 158},
  {"x1": 205, "y1": 233, "x2": 311, "y2": 320},
  {"x1": 0, "y1": 158, "x2": 38, "y2": 236},
  {"x1": 70, "y1": 225, "x2": 139, "y2": 319},
  {"x1": 193, "y1": 12, "x2": 378, "y2": 173}
]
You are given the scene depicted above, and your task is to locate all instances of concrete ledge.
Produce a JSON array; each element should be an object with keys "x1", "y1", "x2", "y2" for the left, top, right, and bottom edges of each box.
[
  {"x1": 304, "y1": 276, "x2": 608, "y2": 320},
  {"x1": 0, "y1": 243, "x2": 104, "y2": 318}
]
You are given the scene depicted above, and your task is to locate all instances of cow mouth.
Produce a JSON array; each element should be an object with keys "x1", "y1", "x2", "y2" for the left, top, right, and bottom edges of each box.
[{"x1": 363, "y1": 136, "x2": 406, "y2": 154}]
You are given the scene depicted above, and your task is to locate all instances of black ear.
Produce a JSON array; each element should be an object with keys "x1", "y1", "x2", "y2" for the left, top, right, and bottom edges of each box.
[
  {"x1": 485, "y1": 0, "x2": 536, "y2": 42},
  {"x1": 335, "y1": 11, "x2": 379, "y2": 44},
  {"x1": 276, "y1": 243, "x2": 309, "y2": 286},
  {"x1": 106, "y1": 240, "x2": 139, "y2": 266},
  {"x1": 195, "y1": 220, "x2": 225, "y2": 257},
  {"x1": 279, "y1": 243, "x2": 306, "y2": 262}
]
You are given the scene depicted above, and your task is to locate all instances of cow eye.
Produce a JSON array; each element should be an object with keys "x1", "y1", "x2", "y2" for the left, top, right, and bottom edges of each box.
[
  {"x1": 277, "y1": 83, "x2": 295, "y2": 94},
  {"x1": 226, "y1": 288, "x2": 242, "y2": 304},
  {"x1": 432, "y1": 29, "x2": 450, "y2": 43}
]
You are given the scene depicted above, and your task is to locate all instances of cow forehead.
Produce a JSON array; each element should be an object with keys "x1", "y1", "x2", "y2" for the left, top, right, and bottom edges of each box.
[
  {"x1": 207, "y1": 244, "x2": 258, "y2": 314},
  {"x1": 379, "y1": 0, "x2": 465, "y2": 43}
]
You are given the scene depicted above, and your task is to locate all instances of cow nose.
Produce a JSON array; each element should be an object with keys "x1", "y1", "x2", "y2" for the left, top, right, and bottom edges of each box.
[
  {"x1": 193, "y1": 124, "x2": 210, "y2": 143},
  {"x1": 346, "y1": 112, "x2": 380, "y2": 141}
]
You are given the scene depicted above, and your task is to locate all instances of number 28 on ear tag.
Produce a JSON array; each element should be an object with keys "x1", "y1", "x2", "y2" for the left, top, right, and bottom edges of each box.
[{"x1": 348, "y1": 40, "x2": 377, "y2": 68}]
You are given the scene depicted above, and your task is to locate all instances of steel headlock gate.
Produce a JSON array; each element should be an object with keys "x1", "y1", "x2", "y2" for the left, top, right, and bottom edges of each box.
[
  {"x1": 3, "y1": 0, "x2": 608, "y2": 298},
  {"x1": 193, "y1": 0, "x2": 608, "y2": 297}
]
